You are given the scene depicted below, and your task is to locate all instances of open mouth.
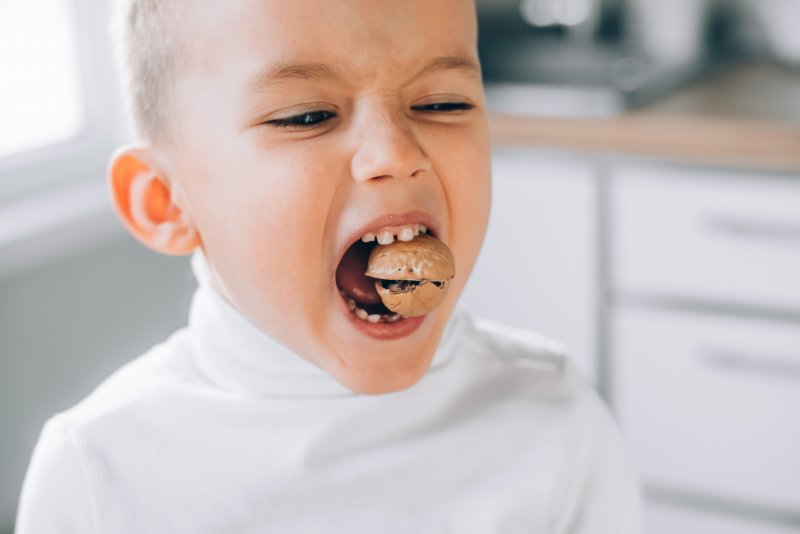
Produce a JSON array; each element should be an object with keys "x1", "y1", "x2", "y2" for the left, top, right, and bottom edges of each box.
[
  {"x1": 333, "y1": 216, "x2": 454, "y2": 340},
  {"x1": 335, "y1": 230, "x2": 423, "y2": 324}
]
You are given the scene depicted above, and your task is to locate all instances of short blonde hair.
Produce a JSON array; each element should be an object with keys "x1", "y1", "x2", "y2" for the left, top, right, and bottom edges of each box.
[{"x1": 111, "y1": 0, "x2": 192, "y2": 148}]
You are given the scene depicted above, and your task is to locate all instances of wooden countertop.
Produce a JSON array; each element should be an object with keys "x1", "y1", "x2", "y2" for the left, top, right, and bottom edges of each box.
[{"x1": 488, "y1": 63, "x2": 800, "y2": 172}]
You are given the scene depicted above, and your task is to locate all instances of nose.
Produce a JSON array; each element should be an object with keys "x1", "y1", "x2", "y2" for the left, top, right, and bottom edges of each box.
[{"x1": 350, "y1": 107, "x2": 432, "y2": 183}]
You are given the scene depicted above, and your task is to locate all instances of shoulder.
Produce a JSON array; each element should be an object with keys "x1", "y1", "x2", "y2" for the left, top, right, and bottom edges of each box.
[
  {"x1": 48, "y1": 327, "x2": 193, "y2": 437},
  {"x1": 450, "y1": 312, "x2": 603, "y2": 421},
  {"x1": 457, "y1": 314, "x2": 624, "y2": 445},
  {"x1": 453, "y1": 314, "x2": 643, "y2": 530},
  {"x1": 459, "y1": 316, "x2": 646, "y2": 532},
  {"x1": 17, "y1": 330, "x2": 194, "y2": 529},
  {"x1": 459, "y1": 313, "x2": 569, "y2": 379},
  {"x1": 16, "y1": 330, "x2": 191, "y2": 533},
  {"x1": 16, "y1": 411, "x2": 98, "y2": 532}
]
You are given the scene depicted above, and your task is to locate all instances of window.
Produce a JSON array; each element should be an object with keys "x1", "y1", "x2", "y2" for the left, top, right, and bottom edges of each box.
[
  {"x1": 0, "y1": 0, "x2": 130, "y2": 274},
  {"x1": 0, "y1": 0, "x2": 85, "y2": 158},
  {"x1": 0, "y1": 0, "x2": 128, "y2": 199}
]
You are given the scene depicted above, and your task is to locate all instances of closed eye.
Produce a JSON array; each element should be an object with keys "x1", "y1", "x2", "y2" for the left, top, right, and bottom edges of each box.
[
  {"x1": 411, "y1": 102, "x2": 475, "y2": 112},
  {"x1": 266, "y1": 110, "x2": 336, "y2": 129}
]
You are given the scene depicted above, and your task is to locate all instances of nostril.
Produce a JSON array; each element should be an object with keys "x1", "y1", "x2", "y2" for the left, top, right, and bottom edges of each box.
[{"x1": 349, "y1": 127, "x2": 431, "y2": 182}]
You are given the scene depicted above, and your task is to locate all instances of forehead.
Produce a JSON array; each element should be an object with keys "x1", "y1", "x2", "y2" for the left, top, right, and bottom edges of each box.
[{"x1": 188, "y1": 0, "x2": 478, "y2": 87}]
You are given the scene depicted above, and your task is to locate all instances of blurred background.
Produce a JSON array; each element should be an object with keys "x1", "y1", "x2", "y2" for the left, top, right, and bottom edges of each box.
[{"x1": 1, "y1": 0, "x2": 799, "y2": 532}]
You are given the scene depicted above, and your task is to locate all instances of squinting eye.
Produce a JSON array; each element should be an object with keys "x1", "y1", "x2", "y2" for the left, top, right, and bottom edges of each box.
[
  {"x1": 267, "y1": 110, "x2": 336, "y2": 129},
  {"x1": 411, "y1": 102, "x2": 475, "y2": 112}
]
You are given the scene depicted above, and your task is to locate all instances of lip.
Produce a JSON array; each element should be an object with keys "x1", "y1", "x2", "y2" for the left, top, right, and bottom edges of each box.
[
  {"x1": 331, "y1": 209, "x2": 441, "y2": 341},
  {"x1": 335, "y1": 291, "x2": 427, "y2": 340},
  {"x1": 333, "y1": 210, "x2": 442, "y2": 274}
]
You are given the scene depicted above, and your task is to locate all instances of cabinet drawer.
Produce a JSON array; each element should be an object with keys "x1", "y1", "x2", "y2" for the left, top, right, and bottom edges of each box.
[
  {"x1": 612, "y1": 307, "x2": 800, "y2": 512},
  {"x1": 611, "y1": 166, "x2": 800, "y2": 311}
]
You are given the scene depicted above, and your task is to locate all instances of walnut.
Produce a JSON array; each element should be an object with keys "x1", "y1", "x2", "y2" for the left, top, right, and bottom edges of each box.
[{"x1": 365, "y1": 234, "x2": 455, "y2": 317}]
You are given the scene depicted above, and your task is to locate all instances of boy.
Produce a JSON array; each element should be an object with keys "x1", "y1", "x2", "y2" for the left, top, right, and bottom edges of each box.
[{"x1": 16, "y1": 0, "x2": 642, "y2": 532}]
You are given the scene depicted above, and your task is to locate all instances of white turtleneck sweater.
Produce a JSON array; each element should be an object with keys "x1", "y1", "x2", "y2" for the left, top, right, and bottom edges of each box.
[{"x1": 16, "y1": 254, "x2": 642, "y2": 533}]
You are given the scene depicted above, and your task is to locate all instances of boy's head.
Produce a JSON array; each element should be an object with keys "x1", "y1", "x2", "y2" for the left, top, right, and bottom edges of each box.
[{"x1": 108, "y1": 0, "x2": 492, "y2": 394}]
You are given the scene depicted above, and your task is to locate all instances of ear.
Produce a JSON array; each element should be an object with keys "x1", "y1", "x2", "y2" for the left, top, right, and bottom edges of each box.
[{"x1": 107, "y1": 145, "x2": 201, "y2": 256}]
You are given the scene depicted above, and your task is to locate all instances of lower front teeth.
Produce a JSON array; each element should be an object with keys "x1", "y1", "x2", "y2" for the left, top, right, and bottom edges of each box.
[
  {"x1": 340, "y1": 290, "x2": 402, "y2": 323},
  {"x1": 352, "y1": 304, "x2": 402, "y2": 323}
]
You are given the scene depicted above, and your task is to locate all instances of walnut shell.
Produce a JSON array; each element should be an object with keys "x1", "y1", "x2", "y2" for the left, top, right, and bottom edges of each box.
[
  {"x1": 374, "y1": 279, "x2": 450, "y2": 317},
  {"x1": 365, "y1": 234, "x2": 455, "y2": 281},
  {"x1": 365, "y1": 234, "x2": 455, "y2": 317}
]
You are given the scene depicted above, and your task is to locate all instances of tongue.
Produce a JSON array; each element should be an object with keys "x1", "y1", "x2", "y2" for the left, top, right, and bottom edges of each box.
[{"x1": 336, "y1": 241, "x2": 383, "y2": 306}]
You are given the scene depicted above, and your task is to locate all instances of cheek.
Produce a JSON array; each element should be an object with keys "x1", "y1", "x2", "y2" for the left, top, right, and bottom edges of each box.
[
  {"x1": 453, "y1": 169, "x2": 491, "y2": 274},
  {"x1": 436, "y1": 140, "x2": 491, "y2": 303},
  {"x1": 438, "y1": 130, "x2": 491, "y2": 250},
  {"x1": 188, "y1": 149, "x2": 338, "y2": 295}
]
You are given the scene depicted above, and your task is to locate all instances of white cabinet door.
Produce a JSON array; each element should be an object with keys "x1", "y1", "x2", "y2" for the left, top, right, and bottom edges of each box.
[
  {"x1": 458, "y1": 147, "x2": 598, "y2": 383},
  {"x1": 612, "y1": 306, "x2": 800, "y2": 513},
  {"x1": 611, "y1": 164, "x2": 800, "y2": 311}
]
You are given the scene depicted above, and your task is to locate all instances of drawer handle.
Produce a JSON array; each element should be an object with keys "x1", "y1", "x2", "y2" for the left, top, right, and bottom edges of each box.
[
  {"x1": 704, "y1": 214, "x2": 800, "y2": 243},
  {"x1": 700, "y1": 348, "x2": 800, "y2": 382}
]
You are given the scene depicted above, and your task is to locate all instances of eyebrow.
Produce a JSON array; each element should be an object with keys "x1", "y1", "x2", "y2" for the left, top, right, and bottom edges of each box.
[
  {"x1": 246, "y1": 54, "x2": 481, "y2": 94},
  {"x1": 410, "y1": 55, "x2": 481, "y2": 82}
]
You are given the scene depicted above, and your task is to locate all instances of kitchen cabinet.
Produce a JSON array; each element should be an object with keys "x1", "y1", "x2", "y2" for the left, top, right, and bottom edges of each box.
[
  {"x1": 481, "y1": 56, "x2": 800, "y2": 533},
  {"x1": 612, "y1": 306, "x2": 800, "y2": 512},
  {"x1": 608, "y1": 162, "x2": 800, "y2": 531},
  {"x1": 458, "y1": 147, "x2": 599, "y2": 383},
  {"x1": 466, "y1": 141, "x2": 800, "y2": 531},
  {"x1": 611, "y1": 164, "x2": 800, "y2": 310}
]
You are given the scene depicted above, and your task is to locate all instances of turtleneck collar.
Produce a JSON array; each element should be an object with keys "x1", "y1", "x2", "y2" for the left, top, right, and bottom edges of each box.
[{"x1": 186, "y1": 251, "x2": 463, "y2": 398}]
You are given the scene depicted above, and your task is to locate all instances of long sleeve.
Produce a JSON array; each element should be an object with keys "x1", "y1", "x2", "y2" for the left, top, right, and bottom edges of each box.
[
  {"x1": 549, "y1": 366, "x2": 644, "y2": 534},
  {"x1": 15, "y1": 416, "x2": 97, "y2": 534}
]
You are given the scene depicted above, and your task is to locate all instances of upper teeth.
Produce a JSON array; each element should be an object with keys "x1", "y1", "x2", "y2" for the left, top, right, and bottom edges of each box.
[{"x1": 361, "y1": 223, "x2": 427, "y2": 244}]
